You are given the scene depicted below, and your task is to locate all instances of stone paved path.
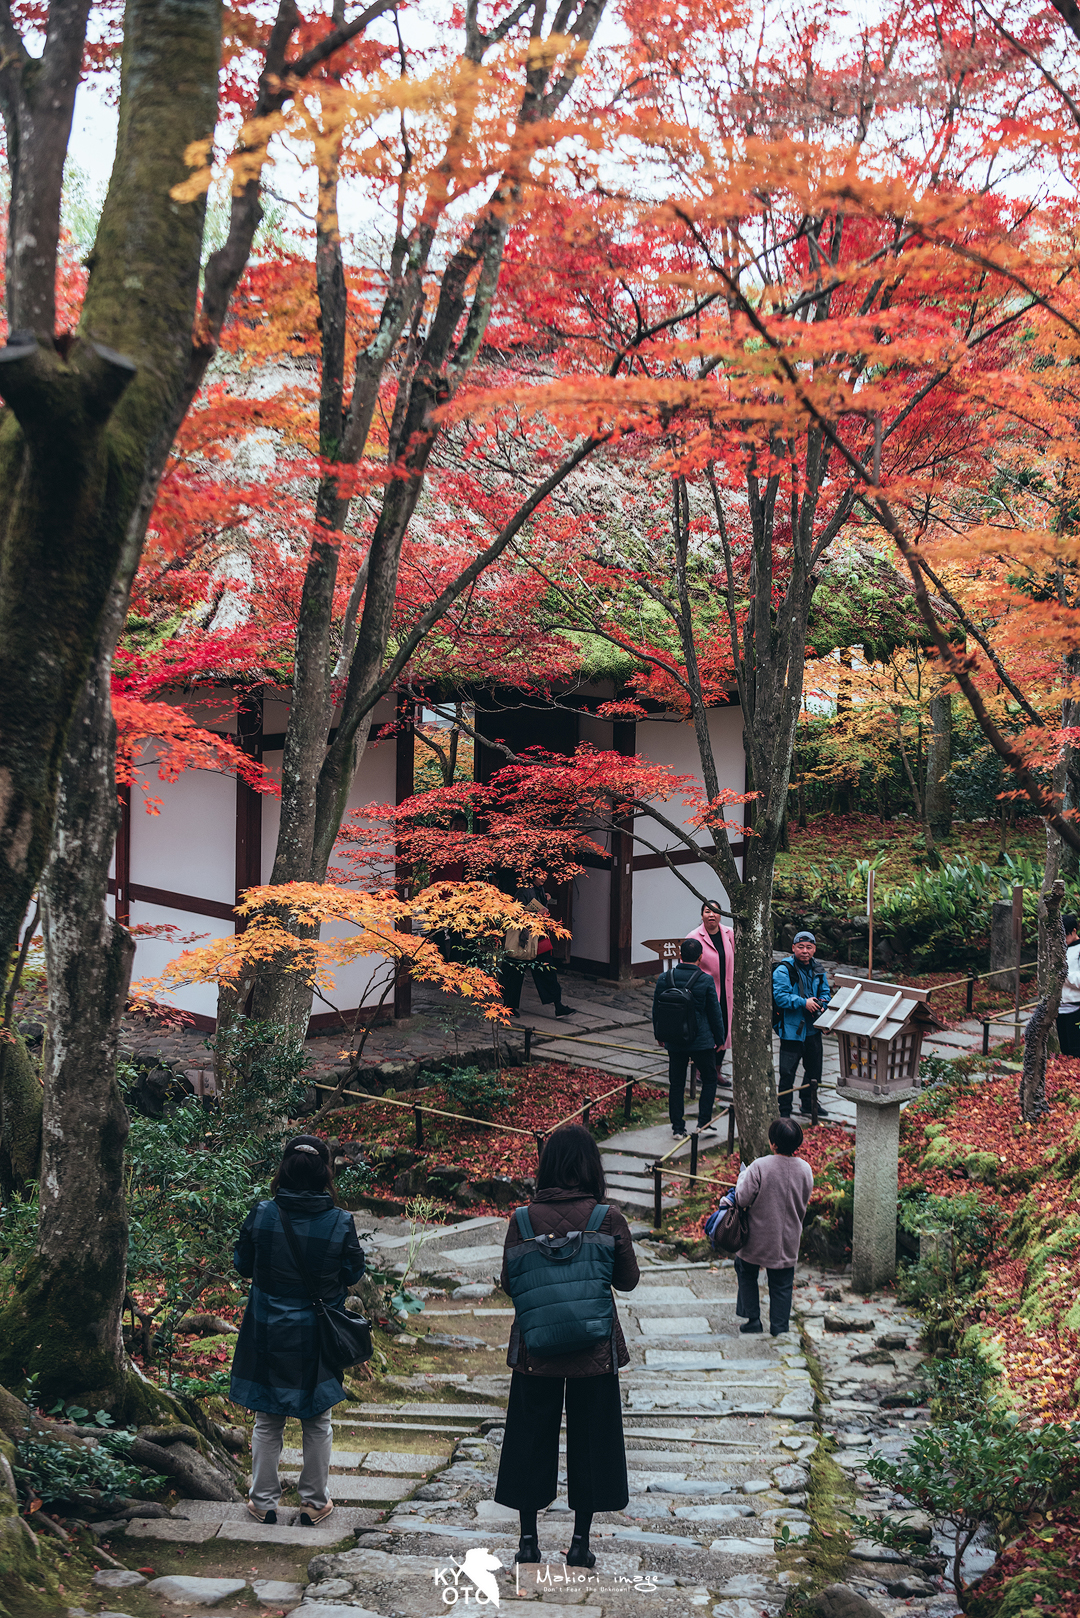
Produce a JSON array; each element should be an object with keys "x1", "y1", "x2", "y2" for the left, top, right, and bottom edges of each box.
[{"x1": 81, "y1": 1221, "x2": 970, "y2": 1618}]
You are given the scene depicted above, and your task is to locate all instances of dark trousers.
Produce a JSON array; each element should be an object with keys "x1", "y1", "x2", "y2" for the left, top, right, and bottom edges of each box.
[
  {"x1": 735, "y1": 1255, "x2": 795, "y2": 1334},
  {"x1": 500, "y1": 956, "x2": 563, "y2": 1012},
  {"x1": 1058, "y1": 1006, "x2": 1080, "y2": 1057},
  {"x1": 494, "y1": 1371, "x2": 628, "y2": 1512},
  {"x1": 667, "y1": 1047, "x2": 718, "y2": 1131},
  {"x1": 778, "y1": 1032, "x2": 822, "y2": 1116}
]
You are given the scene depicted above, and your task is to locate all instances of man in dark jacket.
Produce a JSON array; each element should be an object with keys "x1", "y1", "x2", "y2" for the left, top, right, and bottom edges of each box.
[{"x1": 653, "y1": 938, "x2": 726, "y2": 1138}]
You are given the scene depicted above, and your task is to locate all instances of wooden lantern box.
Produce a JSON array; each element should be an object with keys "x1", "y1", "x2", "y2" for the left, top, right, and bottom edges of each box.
[{"x1": 815, "y1": 974, "x2": 945, "y2": 1096}]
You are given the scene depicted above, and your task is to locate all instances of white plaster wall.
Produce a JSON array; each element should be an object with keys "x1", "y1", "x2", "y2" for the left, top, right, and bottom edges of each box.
[
  {"x1": 319, "y1": 702, "x2": 398, "y2": 1009},
  {"x1": 634, "y1": 708, "x2": 745, "y2": 845},
  {"x1": 129, "y1": 756, "x2": 237, "y2": 903},
  {"x1": 128, "y1": 899, "x2": 232, "y2": 1024},
  {"x1": 259, "y1": 699, "x2": 399, "y2": 1011},
  {"x1": 630, "y1": 706, "x2": 744, "y2": 968},
  {"x1": 631, "y1": 860, "x2": 743, "y2": 969}
]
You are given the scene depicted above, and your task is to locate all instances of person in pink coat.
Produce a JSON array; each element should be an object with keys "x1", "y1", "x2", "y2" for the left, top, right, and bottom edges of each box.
[{"x1": 688, "y1": 900, "x2": 735, "y2": 1069}]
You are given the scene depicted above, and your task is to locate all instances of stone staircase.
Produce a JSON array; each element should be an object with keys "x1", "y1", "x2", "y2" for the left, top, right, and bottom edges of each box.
[{"x1": 92, "y1": 1246, "x2": 812, "y2": 1618}]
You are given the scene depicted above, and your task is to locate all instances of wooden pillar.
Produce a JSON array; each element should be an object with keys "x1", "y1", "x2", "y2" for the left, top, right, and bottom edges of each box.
[
  {"x1": 234, "y1": 688, "x2": 263, "y2": 930},
  {"x1": 609, "y1": 719, "x2": 636, "y2": 980},
  {"x1": 394, "y1": 694, "x2": 415, "y2": 1019},
  {"x1": 115, "y1": 783, "x2": 131, "y2": 926}
]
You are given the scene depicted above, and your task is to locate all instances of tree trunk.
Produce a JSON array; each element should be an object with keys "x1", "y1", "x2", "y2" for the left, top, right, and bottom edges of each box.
[
  {"x1": 925, "y1": 692, "x2": 952, "y2": 839},
  {"x1": 0, "y1": 1035, "x2": 42, "y2": 1201},
  {"x1": 1061, "y1": 652, "x2": 1080, "y2": 883},
  {"x1": 0, "y1": 0, "x2": 220, "y2": 979},
  {"x1": 1021, "y1": 878, "x2": 1065, "y2": 1123},
  {"x1": 729, "y1": 872, "x2": 780, "y2": 1162},
  {"x1": 0, "y1": 645, "x2": 134, "y2": 1409}
]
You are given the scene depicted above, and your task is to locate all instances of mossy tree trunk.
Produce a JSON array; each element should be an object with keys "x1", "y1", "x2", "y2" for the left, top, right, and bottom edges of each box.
[
  {"x1": 0, "y1": 629, "x2": 136, "y2": 1408},
  {"x1": 0, "y1": 0, "x2": 221, "y2": 1407},
  {"x1": 1022, "y1": 878, "x2": 1065, "y2": 1123},
  {"x1": 0, "y1": 1035, "x2": 42, "y2": 1202},
  {"x1": 925, "y1": 692, "x2": 952, "y2": 840},
  {"x1": 0, "y1": 0, "x2": 406, "y2": 1406}
]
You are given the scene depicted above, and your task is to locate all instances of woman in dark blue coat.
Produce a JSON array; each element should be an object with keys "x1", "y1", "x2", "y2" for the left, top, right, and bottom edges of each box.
[{"x1": 231, "y1": 1135, "x2": 364, "y2": 1526}]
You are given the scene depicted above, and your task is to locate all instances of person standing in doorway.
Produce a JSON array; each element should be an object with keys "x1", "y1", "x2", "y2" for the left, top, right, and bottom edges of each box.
[
  {"x1": 689, "y1": 900, "x2": 735, "y2": 1080},
  {"x1": 499, "y1": 885, "x2": 575, "y2": 1019},
  {"x1": 772, "y1": 930, "x2": 832, "y2": 1120},
  {"x1": 653, "y1": 939, "x2": 726, "y2": 1138},
  {"x1": 1056, "y1": 913, "x2": 1080, "y2": 1056}
]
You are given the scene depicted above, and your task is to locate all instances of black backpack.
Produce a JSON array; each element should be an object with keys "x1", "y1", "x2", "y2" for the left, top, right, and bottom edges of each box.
[{"x1": 654, "y1": 965, "x2": 702, "y2": 1047}]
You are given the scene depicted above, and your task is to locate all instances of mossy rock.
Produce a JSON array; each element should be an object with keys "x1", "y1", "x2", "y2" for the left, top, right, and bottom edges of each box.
[
  {"x1": 963, "y1": 1150, "x2": 1001, "y2": 1183},
  {"x1": 920, "y1": 1133, "x2": 965, "y2": 1173},
  {"x1": 960, "y1": 1323, "x2": 1009, "y2": 1376}
]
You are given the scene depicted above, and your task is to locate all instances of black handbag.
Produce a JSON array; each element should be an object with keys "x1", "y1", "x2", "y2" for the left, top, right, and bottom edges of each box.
[{"x1": 275, "y1": 1203, "x2": 374, "y2": 1371}]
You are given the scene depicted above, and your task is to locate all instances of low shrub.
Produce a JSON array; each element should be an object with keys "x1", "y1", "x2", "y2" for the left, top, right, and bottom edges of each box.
[
  {"x1": 14, "y1": 1429, "x2": 165, "y2": 1507},
  {"x1": 859, "y1": 1411, "x2": 1080, "y2": 1612},
  {"x1": 440, "y1": 1064, "x2": 518, "y2": 1120}
]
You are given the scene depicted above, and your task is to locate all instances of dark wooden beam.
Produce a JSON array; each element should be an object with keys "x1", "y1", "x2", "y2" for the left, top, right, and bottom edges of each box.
[
  {"x1": 114, "y1": 783, "x2": 131, "y2": 926},
  {"x1": 609, "y1": 719, "x2": 636, "y2": 981},
  {"x1": 234, "y1": 688, "x2": 263, "y2": 930},
  {"x1": 394, "y1": 692, "x2": 415, "y2": 1020}
]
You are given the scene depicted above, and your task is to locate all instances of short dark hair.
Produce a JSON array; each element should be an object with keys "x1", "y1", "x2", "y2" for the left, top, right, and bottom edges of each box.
[
  {"x1": 271, "y1": 1135, "x2": 338, "y2": 1201},
  {"x1": 681, "y1": 938, "x2": 704, "y2": 961},
  {"x1": 1064, "y1": 912, "x2": 1078, "y2": 936},
  {"x1": 701, "y1": 900, "x2": 724, "y2": 914},
  {"x1": 536, "y1": 1125, "x2": 606, "y2": 1201},
  {"x1": 769, "y1": 1117, "x2": 803, "y2": 1156}
]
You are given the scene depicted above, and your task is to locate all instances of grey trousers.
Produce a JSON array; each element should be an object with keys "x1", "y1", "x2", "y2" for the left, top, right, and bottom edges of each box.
[{"x1": 250, "y1": 1409, "x2": 333, "y2": 1510}]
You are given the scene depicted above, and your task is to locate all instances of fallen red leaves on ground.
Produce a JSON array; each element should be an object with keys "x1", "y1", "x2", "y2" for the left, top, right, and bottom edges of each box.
[
  {"x1": 331, "y1": 1062, "x2": 667, "y2": 1211},
  {"x1": 971, "y1": 1506, "x2": 1080, "y2": 1615},
  {"x1": 899, "y1": 1058, "x2": 1080, "y2": 1420}
]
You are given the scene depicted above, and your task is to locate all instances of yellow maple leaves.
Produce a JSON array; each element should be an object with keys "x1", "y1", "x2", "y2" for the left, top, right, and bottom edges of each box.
[{"x1": 135, "y1": 880, "x2": 569, "y2": 1023}]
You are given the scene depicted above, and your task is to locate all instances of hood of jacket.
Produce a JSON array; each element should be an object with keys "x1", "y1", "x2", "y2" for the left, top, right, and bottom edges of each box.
[{"x1": 274, "y1": 1190, "x2": 335, "y2": 1216}]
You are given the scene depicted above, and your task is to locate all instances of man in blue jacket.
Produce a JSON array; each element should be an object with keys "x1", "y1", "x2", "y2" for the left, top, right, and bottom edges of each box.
[
  {"x1": 773, "y1": 931, "x2": 832, "y2": 1121},
  {"x1": 653, "y1": 939, "x2": 727, "y2": 1138}
]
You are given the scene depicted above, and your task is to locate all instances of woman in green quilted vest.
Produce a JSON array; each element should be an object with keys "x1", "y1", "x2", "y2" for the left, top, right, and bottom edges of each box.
[{"x1": 496, "y1": 1125, "x2": 640, "y2": 1567}]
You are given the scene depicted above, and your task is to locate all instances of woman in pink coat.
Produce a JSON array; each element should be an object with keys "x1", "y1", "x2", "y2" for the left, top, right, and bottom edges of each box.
[{"x1": 688, "y1": 901, "x2": 735, "y2": 1072}]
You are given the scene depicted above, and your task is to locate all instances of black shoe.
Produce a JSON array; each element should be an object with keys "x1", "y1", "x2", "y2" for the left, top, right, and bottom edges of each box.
[
  {"x1": 672, "y1": 1127, "x2": 686, "y2": 1138},
  {"x1": 771, "y1": 1327, "x2": 791, "y2": 1336},
  {"x1": 740, "y1": 1318, "x2": 763, "y2": 1334},
  {"x1": 565, "y1": 1536, "x2": 596, "y2": 1568},
  {"x1": 800, "y1": 1106, "x2": 829, "y2": 1120},
  {"x1": 554, "y1": 1004, "x2": 574, "y2": 1018},
  {"x1": 516, "y1": 1535, "x2": 541, "y2": 1564},
  {"x1": 698, "y1": 1123, "x2": 717, "y2": 1135}
]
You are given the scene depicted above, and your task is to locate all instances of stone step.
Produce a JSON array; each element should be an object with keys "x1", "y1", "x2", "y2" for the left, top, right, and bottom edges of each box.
[
  {"x1": 215, "y1": 1518, "x2": 355, "y2": 1546},
  {"x1": 605, "y1": 1186, "x2": 679, "y2": 1214},
  {"x1": 615, "y1": 1284, "x2": 702, "y2": 1304},
  {"x1": 342, "y1": 1402, "x2": 504, "y2": 1418},
  {"x1": 334, "y1": 1418, "x2": 482, "y2": 1437},
  {"x1": 636, "y1": 1315, "x2": 713, "y2": 1336},
  {"x1": 277, "y1": 1474, "x2": 412, "y2": 1501}
]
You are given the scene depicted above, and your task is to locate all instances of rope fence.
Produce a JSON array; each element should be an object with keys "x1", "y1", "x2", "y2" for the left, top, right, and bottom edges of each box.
[{"x1": 309, "y1": 1071, "x2": 667, "y2": 1158}]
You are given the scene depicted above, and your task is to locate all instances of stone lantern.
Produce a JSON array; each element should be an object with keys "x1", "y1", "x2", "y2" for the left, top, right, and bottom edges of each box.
[{"x1": 815, "y1": 975, "x2": 944, "y2": 1293}]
